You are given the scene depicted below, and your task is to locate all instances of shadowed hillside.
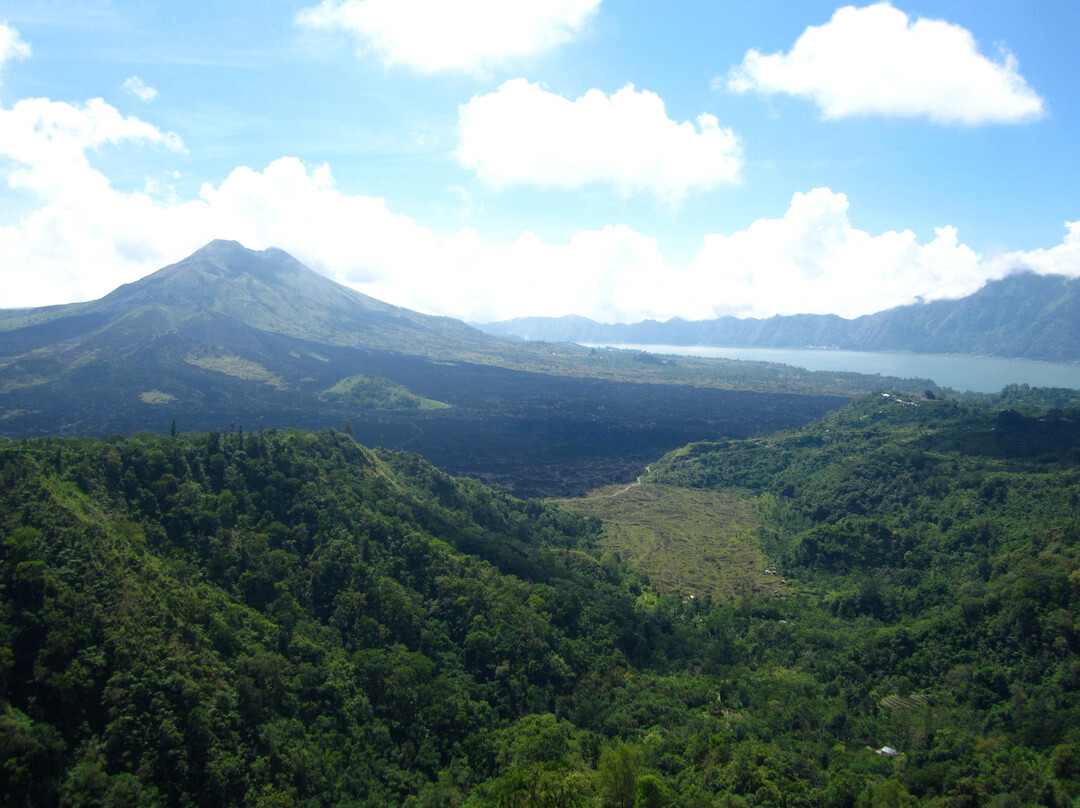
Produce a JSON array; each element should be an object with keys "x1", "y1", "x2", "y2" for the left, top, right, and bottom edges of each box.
[{"x1": 0, "y1": 241, "x2": 932, "y2": 496}]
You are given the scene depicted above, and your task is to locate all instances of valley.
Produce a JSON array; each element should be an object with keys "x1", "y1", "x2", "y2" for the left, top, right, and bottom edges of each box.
[
  {"x1": 3, "y1": 242, "x2": 1080, "y2": 807},
  {"x1": 0, "y1": 334, "x2": 849, "y2": 497},
  {"x1": 4, "y1": 1, "x2": 1080, "y2": 804},
  {"x1": 3, "y1": 388, "x2": 1079, "y2": 806}
]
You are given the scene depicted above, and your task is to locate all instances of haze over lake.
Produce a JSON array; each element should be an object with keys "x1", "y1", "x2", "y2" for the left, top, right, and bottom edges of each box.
[{"x1": 586, "y1": 345, "x2": 1080, "y2": 393}]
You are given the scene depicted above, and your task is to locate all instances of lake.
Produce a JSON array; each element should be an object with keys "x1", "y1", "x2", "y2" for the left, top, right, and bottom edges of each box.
[{"x1": 584, "y1": 344, "x2": 1080, "y2": 394}]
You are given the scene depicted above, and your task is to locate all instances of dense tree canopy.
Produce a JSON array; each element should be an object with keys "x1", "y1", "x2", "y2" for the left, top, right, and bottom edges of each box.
[{"x1": 1, "y1": 390, "x2": 1079, "y2": 806}]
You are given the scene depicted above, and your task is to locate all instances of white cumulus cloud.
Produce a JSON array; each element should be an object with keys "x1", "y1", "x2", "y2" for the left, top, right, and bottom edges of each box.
[
  {"x1": 0, "y1": 92, "x2": 188, "y2": 305},
  {"x1": 0, "y1": 87, "x2": 1073, "y2": 323},
  {"x1": 122, "y1": 76, "x2": 158, "y2": 102},
  {"x1": 0, "y1": 96, "x2": 183, "y2": 203},
  {"x1": 988, "y1": 221, "x2": 1080, "y2": 280},
  {"x1": 296, "y1": 0, "x2": 600, "y2": 73},
  {"x1": 255, "y1": 185, "x2": 1077, "y2": 323},
  {"x1": 351, "y1": 223, "x2": 670, "y2": 324},
  {"x1": 5, "y1": 115, "x2": 1073, "y2": 326},
  {"x1": 725, "y1": 2, "x2": 1044, "y2": 125},
  {"x1": 682, "y1": 188, "x2": 987, "y2": 320},
  {"x1": 457, "y1": 79, "x2": 743, "y2": 202}
]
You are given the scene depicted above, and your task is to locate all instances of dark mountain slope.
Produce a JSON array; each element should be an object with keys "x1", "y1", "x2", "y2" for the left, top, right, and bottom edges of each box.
[
  {"x1": 0, "y1": 241, "x2": 867, "y2": 495},
  {"x1": 480, "y1": 271, "x2": 1080, "y2": 361}
]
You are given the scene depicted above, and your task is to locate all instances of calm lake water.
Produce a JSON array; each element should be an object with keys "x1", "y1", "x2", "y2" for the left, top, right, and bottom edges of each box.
[{"x1": 585, "y1": 344, "x2": 1080, "y2": 394}]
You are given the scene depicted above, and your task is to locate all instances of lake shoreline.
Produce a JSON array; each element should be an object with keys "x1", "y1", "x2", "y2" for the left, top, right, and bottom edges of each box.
[{"x1": 583, "y1": 344, "x2": 1080, "y2": 394}]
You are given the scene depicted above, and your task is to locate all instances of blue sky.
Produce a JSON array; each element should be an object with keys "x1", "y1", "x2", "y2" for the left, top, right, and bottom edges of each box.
[{"x1": 0, "y1": 0, "x2": 1077, "y2": 323}]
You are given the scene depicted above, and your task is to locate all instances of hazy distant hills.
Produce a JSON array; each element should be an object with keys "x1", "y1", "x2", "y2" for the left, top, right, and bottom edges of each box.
[
  {"x1": 0, "y1": 240, "x2": 856, "y2": 495},
  {"x1": 479, "y1": 271, "x2": 1080, "y2": 362}
]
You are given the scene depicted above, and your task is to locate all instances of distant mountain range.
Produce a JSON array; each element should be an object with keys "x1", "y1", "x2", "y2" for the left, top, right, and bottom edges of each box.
[
  {"x1": 0, "y1": 240, "x2": 853, "y2": 495},
  {"x1": 478, "y1": 272, "x2": 1080, "y2": 362}
]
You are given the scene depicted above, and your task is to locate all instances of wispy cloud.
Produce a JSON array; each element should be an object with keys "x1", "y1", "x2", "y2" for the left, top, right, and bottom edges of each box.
[
  {"x1": 0, "y1": 22, "x2": 31, "y2": 88},
  {"x1": 724, "y1": 2, "x2": 1044, "y2": 125},
  {"x1": 457, "y1": 79, "x2": 742, "y2": 203},
  {"x1": 122, "y1": 75, "x2": 158, "y2": 102},
  {"x1": 295, "y1": 0, "x2": 600, "y2": 73}
]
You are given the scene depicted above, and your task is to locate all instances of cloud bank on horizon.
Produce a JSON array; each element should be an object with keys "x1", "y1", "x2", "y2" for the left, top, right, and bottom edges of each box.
[{"x1": 0, "y1": 2, "x2": 1076, "y2": 324}]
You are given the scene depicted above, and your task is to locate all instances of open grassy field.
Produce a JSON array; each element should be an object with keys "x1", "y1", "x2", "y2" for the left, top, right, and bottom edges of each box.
[{"x1": 556, "y1": 481, "x2": 786, "y2": 601}]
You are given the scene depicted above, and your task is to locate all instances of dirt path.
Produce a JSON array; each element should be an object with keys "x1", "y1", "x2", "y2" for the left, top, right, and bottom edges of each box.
[{"x1": 589, "y1": 465, "x2": 651, "y2": 500}]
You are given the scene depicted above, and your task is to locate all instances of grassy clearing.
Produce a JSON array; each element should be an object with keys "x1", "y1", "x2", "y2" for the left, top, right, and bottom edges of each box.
[
  {"x1": 185, "y1": 353, "x2": 289, "y2": 389},
  {"x1": 556, "y1": 482, "x2": 784, "y2": 601},
  {"x1": 319, "y1": 374, "x2": 450, "y2": 410},
  {"x1": 140, "y1": 390, "x2": 176, "y2": 404}
]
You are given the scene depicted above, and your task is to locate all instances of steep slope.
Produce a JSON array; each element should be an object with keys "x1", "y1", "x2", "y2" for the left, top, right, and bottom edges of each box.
[
  {"x1": 0, "y1": 241, "x2": 862, "y2": 495},
  {"x1": 849, "y1": 271, "x2": 1080, "y2": 359},
  {"x1": 0, "y1": 240, "x2": 499, "y2": 358},
  {"x1": 0, "y1": 429, "x2": 634, "y2": 805}
]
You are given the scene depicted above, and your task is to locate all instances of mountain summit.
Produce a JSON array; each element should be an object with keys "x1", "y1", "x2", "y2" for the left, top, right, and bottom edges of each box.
[
  {"x1": 0, "y1": 240, "x2": 850, "y2": 495},
  {"x1": 0, "y1": 240, "x2": 493, "y2": 357},
  {"x1": 0, "y1": 240, "x2": 508, "y2": 438},
  {"x1": 98, "y1": 239, "x2": 377, "y2": 316}
]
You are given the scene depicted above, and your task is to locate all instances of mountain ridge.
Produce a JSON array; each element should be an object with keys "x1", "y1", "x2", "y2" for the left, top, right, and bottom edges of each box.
[
  {"x1": 0, "y1": 240, "x2": 868, "y2": 496},
  {"x1": 478, "y1": 271, "x2": 1080, "y2": 362},
  {"x1": 0, "y1": 240, "x2": 499, "y2": 358}
]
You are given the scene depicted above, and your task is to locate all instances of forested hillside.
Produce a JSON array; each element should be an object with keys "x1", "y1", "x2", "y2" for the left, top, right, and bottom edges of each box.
[
  {"x1": 647, "y1": 387, "x2": 1080, "y2": 804},
  {"x1": 2, "y1": 390, "x2": 1080, "y2": 806},
  {"x1": 0, "y1": 429, "x2": 637, "y2": 805}
]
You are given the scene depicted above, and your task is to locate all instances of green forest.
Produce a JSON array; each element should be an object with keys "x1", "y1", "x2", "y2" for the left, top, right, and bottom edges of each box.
[{"x1": 2, "y1": 386, "x2": 1080, "y2": 806}]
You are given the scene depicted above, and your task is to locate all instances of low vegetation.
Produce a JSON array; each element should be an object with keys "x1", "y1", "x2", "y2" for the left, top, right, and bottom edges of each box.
[
  {"x1": 185, "y1": 351, "x2": 290, "y2": 390},
  {"x1": 318, "y1": 374, "x2": 451, "y2": 410},
  {"x1": 557, "y1": 483, "x2": 772, "y2": 601}
]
